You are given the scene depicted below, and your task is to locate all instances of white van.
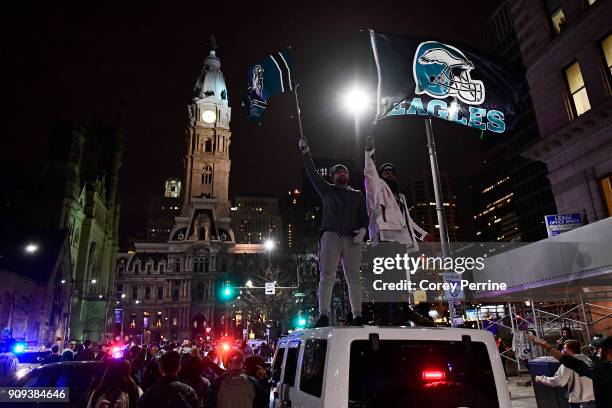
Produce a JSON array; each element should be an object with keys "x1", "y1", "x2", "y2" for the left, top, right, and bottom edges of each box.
[{"x1": 270, "y1": 326, "x2": 511, "y2": 408}]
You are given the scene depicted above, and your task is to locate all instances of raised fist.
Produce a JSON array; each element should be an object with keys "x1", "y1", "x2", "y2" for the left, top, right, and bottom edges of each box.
[
  {"x1": 365, "y1": 135, "x2": 375, "y2": 152},
  {"x1": 299, "y1": 137, "x2": 310, "y2": 153}
]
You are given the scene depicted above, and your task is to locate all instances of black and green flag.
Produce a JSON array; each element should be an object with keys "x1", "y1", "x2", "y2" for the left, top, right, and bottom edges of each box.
[{"x1": 244, "y1": 48, "x2": 296, "y2": 123}]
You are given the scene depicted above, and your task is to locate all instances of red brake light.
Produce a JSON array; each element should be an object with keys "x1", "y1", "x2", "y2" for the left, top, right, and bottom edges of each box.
[
  {"x1": 422, "y1": 370, "x2": 445, "y2": 381},
  {"x1": 221, "y1": 342, "x2": 230, "y2": 352}
]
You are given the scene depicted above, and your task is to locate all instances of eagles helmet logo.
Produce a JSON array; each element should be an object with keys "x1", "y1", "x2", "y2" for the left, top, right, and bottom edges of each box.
[{"x1": 413, "y1": 41, "x2": 485, "y2": 105}]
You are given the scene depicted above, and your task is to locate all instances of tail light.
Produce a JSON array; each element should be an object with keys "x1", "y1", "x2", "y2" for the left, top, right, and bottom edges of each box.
[{"x1": 422, "y1": 369, "x2": 445, "y2": 381}]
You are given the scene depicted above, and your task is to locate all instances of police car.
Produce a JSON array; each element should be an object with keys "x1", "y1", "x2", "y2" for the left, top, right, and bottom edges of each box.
[{"x1": 270, "y1": 326, "x2": 510, "y2": 408}]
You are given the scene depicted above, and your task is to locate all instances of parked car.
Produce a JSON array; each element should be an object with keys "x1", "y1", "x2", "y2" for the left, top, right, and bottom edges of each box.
[
  {"x1": 270, "y1": 326, "x2": 511, "y2": 408},
  {"x1": 14, "y1": 349, "x2": 52, "y2": 380},
  {"x1": 0, "y1": 360, "x2": 109, "y2": 408}
]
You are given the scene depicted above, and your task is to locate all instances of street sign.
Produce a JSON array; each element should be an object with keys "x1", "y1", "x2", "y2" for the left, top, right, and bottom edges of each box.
[
  {"x1": 114, "y1": 309, "x2": 123, "y2": 324},
  {"x1": 443, "y1": 272, "x2": 464, "y2": 300},
  {"x1": 265, "y1": 282, "x2": 276, "y2": 295},
  {"x1": 545, "y1": 213, "x2": 582, "y2": 237},
  {"x1": 293, "y1": 292, "x2": 305, "y2": 297}
]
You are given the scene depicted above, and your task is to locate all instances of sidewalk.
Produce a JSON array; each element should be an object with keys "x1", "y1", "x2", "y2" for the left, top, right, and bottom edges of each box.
[{"x1": 508, "y1": 377, "x2": 537, "y2": 408}]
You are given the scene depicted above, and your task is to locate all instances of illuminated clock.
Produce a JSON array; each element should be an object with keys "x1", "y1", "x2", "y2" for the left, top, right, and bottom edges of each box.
[{"x1": 202, "y1": 110, "x2": 216, "y2": 123}]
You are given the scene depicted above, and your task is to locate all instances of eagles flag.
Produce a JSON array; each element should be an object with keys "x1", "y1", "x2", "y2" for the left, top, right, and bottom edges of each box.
[
  {"x1": 244, "y1": 48, "x2": 296, "y2": 123},
  {"x1": 369, "y1": 30, "x2": 524, "y2": 134}
]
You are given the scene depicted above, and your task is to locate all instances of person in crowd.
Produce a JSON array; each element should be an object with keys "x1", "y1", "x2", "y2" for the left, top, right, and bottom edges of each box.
[
  {"x1": 258, "y1": 342, "x2": 273, "y2": 359},
  {"x1": 62, "y1": 340, "x2": 77, "y2": 361},
  {"x1": 179, "y1": 355, "x2": 211, "y2": 406},
  {"x1": 141, "y1": 348, "x2": 162, "y2": 391},
  {"x1": 363, "y1": 135, "x2": 433, "y2": 326},
  {"x1": 205, "y1": 348, "x2": 267, "y2": 408},
  {"x1": 0, "y1": 346, "x2": 19, "y2": 386},
  {"x1": 557, "y1": 327, "x2": 577, "y2": 351},
  {"x1": 535, "y1": 339, "x2": 595, "y2": 408},
  {"x1": 240, "y1": 341, "x2": 254, "y2": 357},
  {"x1": 201, "y1": 351, "x2": 225, "y2": 384},
  {"x1": 530, "y1": 335, "x2": 612, "y2": 408},
  {"x1": 87, "y1": 359, "x2": 141, "y2": 408},
  {"x1": 42, "y1": 345, "x2": 62, "y2": 364},
  {"x1": 137, "y1": 350, "x2": 199, "y2": 408},
  {"x1": 77, "y1": 339, "x2": 96, "y2": 361},
  {"x1": 299, "y1": 135, "x2": 368, "y2": 327},
  {"x1": 95, "y1": 344, "x2": 110, "y2": 361},
  {"x1": 589, "y1": 334, "x2": 604, "y2": 362},
  {"x1": 131, "y1": 347, "x2": 147, "y2": 385}
]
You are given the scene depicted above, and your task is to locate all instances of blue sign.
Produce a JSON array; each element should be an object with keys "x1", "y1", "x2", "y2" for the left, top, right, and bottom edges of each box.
[
  {"x1": 545, "y1": 213, "x2": 582, "y2": 237},
  {"x1": 114, "y1": 309, "x2": 123, "y2": 324}
]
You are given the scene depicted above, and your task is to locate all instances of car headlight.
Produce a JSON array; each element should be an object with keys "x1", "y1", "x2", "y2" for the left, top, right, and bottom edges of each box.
[{"x1": 15, "y1": 367, "x2": 30, "y2": 379}]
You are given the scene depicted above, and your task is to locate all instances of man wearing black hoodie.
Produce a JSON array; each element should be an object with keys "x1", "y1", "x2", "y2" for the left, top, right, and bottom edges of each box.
[{"x1": 299, "y1": 136, "x2": 369, "y2": 327}]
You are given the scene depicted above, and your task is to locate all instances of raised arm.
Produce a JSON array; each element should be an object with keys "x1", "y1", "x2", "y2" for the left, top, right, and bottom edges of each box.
[
  {"x1": 299, "y1": 136, "x2": 329, "y2": 196},
  {"x1": 364, "y1": 136, "x2": 381, "y2": 205}
]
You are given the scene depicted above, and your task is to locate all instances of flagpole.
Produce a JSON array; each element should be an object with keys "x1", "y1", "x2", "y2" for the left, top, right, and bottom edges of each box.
[
  {"x1": 425, "y1": 117, "x2": 461, "y2": 328},
  {"x1": 424, "y1": 117, "x2": 450, "y2": 258},
  {"x1": 293, "y1": 86, "x2": 306, "y2": 141}
]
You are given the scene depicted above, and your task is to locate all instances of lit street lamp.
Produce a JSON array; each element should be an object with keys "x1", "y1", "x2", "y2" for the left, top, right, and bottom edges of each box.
[
  {"x1": 24, "y1": 243, "x2": 38, "y2": 254},
  {"x1": 341, "y1": 84, "x2": 372, "y2": 172}
]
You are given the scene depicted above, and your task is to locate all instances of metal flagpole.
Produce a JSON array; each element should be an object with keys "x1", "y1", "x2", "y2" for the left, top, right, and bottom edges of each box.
[
  {"x1": 425, "y1": 118, "x2": 450, "y2": 258},
  {"x1": 294, "y1": 86, "x2": 306, "y2": 141},
  {"x1": 425, "y1": 118, "x2": 459, "y2": 326}
]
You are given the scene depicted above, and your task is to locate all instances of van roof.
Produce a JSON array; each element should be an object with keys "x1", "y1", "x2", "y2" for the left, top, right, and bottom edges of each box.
[{"x1": 277, "y1": 326, "x2": 494, "y2": 346}]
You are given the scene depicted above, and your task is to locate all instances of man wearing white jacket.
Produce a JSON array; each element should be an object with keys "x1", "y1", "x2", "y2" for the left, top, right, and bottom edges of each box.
[
  {"x1": 364, "y1": 136, "x2": 428, "y2": 247},
  {"x1": 536, "y1": 339, "x2": 596, "y2": 408},
  {"x1": 364, "y1": 135, "x2": 432, "y2": 326}
]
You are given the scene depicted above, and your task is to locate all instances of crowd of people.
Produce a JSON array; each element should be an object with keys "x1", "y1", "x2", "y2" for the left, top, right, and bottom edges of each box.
[
  {"x1": 529, "y1": 331, "x2": 612, "y2": 408},
  {"x1": 0, "y1": 337, "x2": 274, "y2": 408},
  {"x1": 79, "y1": 339, "x2": 273, "y2": 408}
]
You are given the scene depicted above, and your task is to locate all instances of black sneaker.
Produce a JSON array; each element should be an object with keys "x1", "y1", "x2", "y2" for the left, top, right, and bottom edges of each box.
[
  {"x1": 314, "y1": 315, "x2": 329, "y2": 328},
  {"x1": 353, "y1": 316, "x2": 364, "y2": 326}
]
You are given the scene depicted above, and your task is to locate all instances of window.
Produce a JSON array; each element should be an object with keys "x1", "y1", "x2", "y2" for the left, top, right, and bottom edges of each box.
[
  {"x1": 300, "y1": 339, "x2": 327, "y2": 397},
  {"x1": 600, "y1": 175, "x2": 612, "y2": 216},
  {"x1": 131, "y1": 287, "x2": 138, "y2": 300},
  {"x1": 144, "y1": 287, "x2": 151, "y2": 300},
  {"x1": 272, "y1": 347, "x2": 286, "y2": 382},
  {"x1": 348, "y1": 340, "x2": 499, "y2": 407},
  {"x1": 195, "y1": 282, "x2": 205, "y2": 301},
  {"x1": 116, "y1": 284, "x2": 123, "y2": 293},
  {"x1": 146, "y1": 264, "x2": 152, "y2": 274},
  {"x1": 172, "y1": 281, "x2": 180, "y2": 301},
  {"x1": 283, "y1": 342, "x2": 301, "y2": 386},
  {"x1": 204, "y1": 139, "x2": 213, "y2": 152},
  {"x1": 159, "y1": 263, "x2": 165, "y2": 274},
  {"x1": 564, "y1": 61, "x2": 591, "y2": 117},
  {"x1": 601, "y1": 34, "x2": 612, "y2": 90},
  {"x1": 202, "y1": 165, "x2": 213, "y2": 184},
  {"x1": 157, "y1": 287, "x2": 164, "y2": 300}
]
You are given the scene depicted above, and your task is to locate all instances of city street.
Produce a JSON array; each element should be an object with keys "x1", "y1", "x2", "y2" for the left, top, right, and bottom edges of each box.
[{"x1": 1, "y1": 0, "x2": 611, "y2": 407}]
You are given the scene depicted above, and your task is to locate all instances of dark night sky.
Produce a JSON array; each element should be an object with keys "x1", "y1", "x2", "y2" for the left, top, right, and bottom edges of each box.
[{"x1": 1, "y1": 1, "x2": 503, "y2": 245}]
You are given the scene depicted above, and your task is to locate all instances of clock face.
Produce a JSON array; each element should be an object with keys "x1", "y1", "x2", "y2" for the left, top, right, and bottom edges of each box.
[{"x1": 202, "y1": 110, "x2": 216, "y2": 124}]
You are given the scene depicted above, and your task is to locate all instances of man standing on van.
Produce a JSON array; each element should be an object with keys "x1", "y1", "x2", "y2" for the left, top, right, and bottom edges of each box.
[
  {"x1": 299, "y1": 136, "x2": 368, "y2": 327},
  {"x1": 363, "y1": 135, "x2": 432, "y2": 326}
]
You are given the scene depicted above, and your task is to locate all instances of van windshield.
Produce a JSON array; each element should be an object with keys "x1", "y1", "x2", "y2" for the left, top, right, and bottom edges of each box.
[{"x1": 349, "y1": 340, "x2": 499, "y2": 408}]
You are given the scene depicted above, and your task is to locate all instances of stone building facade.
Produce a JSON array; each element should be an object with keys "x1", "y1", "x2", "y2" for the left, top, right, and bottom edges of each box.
[{"x1": 511, "y1": 0, "x2": 612, "y2": 222}]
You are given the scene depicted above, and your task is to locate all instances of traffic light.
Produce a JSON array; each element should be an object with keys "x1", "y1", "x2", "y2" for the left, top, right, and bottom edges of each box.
[
  {"x1": 218, "y1": 281, "x2": 236, "y2": 302},
  {"x1": 295, "y1": 314, "x2": 307, "y2": 329}
]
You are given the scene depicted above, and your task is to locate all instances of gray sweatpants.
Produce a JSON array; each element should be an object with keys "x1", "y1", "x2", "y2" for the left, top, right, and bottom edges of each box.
[{"x1": 318, "y1": 231, "x2": 363, "y2": 318}]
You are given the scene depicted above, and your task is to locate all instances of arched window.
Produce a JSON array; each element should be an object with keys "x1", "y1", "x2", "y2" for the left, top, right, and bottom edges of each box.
[
  {"x1": 195, "y1": 282, "x2": 205, "y2": 301},
  {"x1": 204, "y1": 257, "x2": 210, "y2": 272},
  {"x1": 202, "y1": 165, "x2": 213, "y2": 185},
  {"x1": 204, "y1": 138, "x2": 213, "y2": 152}
]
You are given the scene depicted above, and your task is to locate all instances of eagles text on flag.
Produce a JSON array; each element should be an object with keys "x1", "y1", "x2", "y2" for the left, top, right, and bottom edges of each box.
[{"x1": 369, "y1": 31, "x2": 523, "y2": 134}]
